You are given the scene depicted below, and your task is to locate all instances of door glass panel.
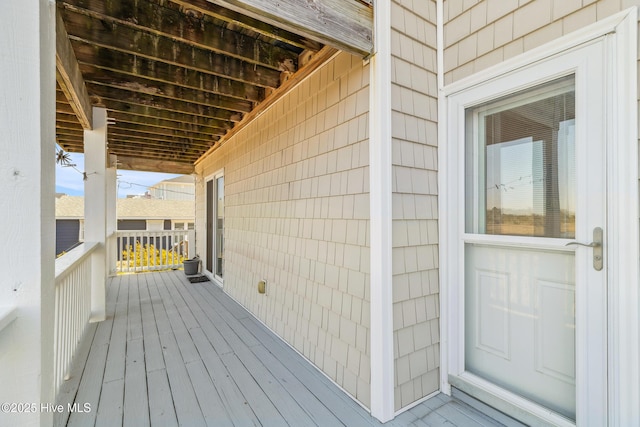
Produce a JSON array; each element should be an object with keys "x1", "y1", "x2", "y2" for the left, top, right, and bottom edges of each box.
[
  {"x1": 465, "y1": 75, "x2": 575, "y2": 238},
  {"x1": 215, "y1": 176, "x2": 224, "y2": 278}
]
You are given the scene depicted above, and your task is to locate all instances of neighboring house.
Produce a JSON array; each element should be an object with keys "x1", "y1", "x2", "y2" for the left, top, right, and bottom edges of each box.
[
  {"x1": 148, "y1": 175, "x2": 195, "y2": 201},
  {"x1": 55, "y1": 195, "x2": 194, "y2": 255},
  {"x1": 54, "y1": 194, "x2": 84, "y2": 255}
]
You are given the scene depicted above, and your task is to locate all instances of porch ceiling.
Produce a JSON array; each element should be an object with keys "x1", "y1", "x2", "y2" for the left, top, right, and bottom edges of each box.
[{"x1": 54, "y1": 0, "x2": 372, "y2": 174}]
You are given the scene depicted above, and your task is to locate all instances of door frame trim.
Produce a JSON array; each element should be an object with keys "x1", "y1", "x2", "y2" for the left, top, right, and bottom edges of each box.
[
  {"x1": 438, "y1": 7, "x2": 638, "y2": 425},
  {"x1": 204, "y1": 168, "x2": 224, "y2": 287}
]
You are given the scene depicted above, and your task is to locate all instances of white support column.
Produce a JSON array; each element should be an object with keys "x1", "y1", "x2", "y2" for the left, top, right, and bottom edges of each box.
[
  {"x1": 369, "y1": 0, "x2": 394, "y2": 421},
  {"x1": 0, "y1": 1, "x2": 56, "y2": 425},
  {"x1": 106, "y1": 154, "x2": 117, "y2": 276},
  {"x1": 84, "y1": 107, "x2": 108, "y2": 322}
]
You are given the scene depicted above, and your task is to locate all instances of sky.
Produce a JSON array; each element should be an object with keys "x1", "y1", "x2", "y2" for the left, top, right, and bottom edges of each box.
[{"x1": 55, "y1": 150, "x2": 184, "y2": 198}]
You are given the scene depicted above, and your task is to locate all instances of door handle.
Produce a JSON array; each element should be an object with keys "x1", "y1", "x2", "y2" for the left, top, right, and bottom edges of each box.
[
  {"x1": 565, "y1": 227, "x2": 603, "y2": 271},
  {"x1": 565, "y1": 241, "x2": 600, "y2": 248}
]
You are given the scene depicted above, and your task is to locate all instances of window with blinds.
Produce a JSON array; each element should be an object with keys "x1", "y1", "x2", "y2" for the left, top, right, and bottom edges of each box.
[{"x1": 465, "y1": 75, "x2": 576, "y2": 238}]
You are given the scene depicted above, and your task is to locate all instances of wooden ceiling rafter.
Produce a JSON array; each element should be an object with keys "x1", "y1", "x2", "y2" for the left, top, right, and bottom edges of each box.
[
  {"x1": 169, "y1": 0, "x2": 323, "y2": 51},
  {"x1": 107, "y1": 112, "x2": 226, "y2": 136},
  {"x1": 109, "y1": 122, "x2": 223, "y2": 142},
  {"x1": 55, "y1": 12, "x2": 93, "y2": 130},
  {"x1": 87, "y1": 82, "x2": 251, "y2": 118},
  {"x1": 75, "y1": 51, "x2": 265, "y2": 102},
  {"x1": 106, "y1": 131, "x2": 216, "y2": 150},
  {"x1": 116, "y1": 156, "x2": 195, "y2": 174},
  {"x1": 54, "y1": 0, "x2": 372, "y2": 173},
  {"x1": 61, "y1": 12, "x2": 284, "y2": 88},
  {"x1": 204, "y1": 0, "x2": 373, "y2": 56},
  {"x1": 99, "y1": 102, "x2": 236, "y2": 128},
  {"x1": 58, "y1": 0, "x2": 301, "y2": 70}
]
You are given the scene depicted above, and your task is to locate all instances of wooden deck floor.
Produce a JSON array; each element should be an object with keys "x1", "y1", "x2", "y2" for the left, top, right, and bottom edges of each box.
[{"x1": 55, "y1": 270, "x2": 509, "y2": 427}]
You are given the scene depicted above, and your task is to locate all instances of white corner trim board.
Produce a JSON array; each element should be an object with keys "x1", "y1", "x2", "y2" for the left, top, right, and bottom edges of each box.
[{"x1": 369, "y1": 0, "x2": 394, "y2": 422}]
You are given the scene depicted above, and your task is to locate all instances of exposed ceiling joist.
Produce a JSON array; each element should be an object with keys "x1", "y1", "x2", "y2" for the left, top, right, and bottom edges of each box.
[
  {"x1": 75, "y1": 52, "x2": 265, "y2": 102},
  {"x1": 99, "y1": 102, "x2": 237, "y2": 128},
  {"x1": 55, "y1": 12, "x2": 93, "y2": 129},
  {"x1": 87, "y1": 82, "x2": 253, "y2": 116},
  {"x1": 116, "y1": 155, "x2": 195, "y2": 175},
  {"x1": 109, "y1": 122, "x2": 222, "y2": 142},
  {"x1": 170, "y1": 0, "x2": 323, "y2": 51},
  {"x1": 106, "y1": 112, "x2": 226, "y2": 136},
  {"x1": 205, "y1": 0, "x2": 373, "y2": 56},
  {"x1": 60, "y1": 9, "x2": 284, "y2": 87},
  {"x1": 55, "y1": 0, "x2": 367, "y2": 171},
  {"x1": 58, "y1": 0, "x2": 300, "y2": 70}
]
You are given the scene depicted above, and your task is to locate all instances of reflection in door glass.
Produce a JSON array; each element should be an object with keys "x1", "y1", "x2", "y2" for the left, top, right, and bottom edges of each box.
[
  {"x1": 466, "y1": 76, "x2": 575, "y2": 238},
  {"x1": 216, "y1": 176, "x2": 224, "y2": 278}
]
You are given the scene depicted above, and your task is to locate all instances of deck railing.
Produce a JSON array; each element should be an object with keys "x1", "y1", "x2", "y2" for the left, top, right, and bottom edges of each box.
[
  {"x1": 53, "y1": 242, "x2": 98, "y2": 393},
  {"x1": 115, "y1": 230, "x2": 195, "y2": 273}
]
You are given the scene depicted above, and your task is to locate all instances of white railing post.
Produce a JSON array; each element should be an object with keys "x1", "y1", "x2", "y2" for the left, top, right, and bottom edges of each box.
[
  {"x1": 187, "y1": 230, "x2": 196, "y2": 258},
  {"x1": 106, "y1": 155, "x2": 117, "y2": 276},
  {"x1": 84, "y1": 107, "x2": 108, "y2": 322}
]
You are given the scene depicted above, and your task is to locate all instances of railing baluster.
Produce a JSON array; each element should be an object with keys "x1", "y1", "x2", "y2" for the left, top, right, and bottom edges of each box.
[
  {"x1": 113, "y1": 230, "x2": 187, "y2": 274},
  {"x1": 54, "y1": 243, "x2": 97, "y2": 394}
]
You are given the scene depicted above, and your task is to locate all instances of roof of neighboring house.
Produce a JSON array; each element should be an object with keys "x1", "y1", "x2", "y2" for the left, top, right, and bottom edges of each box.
[
  {"x1": 55, "y1": 195, "x2": 85, "y2": 219},
  {"x1": 151, "y1": 175, "x2": 194, "y2": 186},
  {"x1": 56, "y1": 196, "x2": 194, "y2": 220}
]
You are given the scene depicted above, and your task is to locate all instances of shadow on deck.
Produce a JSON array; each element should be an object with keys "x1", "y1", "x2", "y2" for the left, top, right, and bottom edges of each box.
[{"x1": 54, "y1": 270, "x2": 510, "y2": 427}]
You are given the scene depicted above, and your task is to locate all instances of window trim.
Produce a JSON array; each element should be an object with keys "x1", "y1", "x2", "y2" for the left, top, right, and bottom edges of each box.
[{"x1": 204, "y1": 169, "x2": 224, "y2": 286}]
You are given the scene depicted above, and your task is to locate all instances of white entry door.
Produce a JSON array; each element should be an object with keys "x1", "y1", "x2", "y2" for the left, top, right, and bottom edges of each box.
[{"x1": 446, "y1": 39, "x2": 608, "y2": 426}]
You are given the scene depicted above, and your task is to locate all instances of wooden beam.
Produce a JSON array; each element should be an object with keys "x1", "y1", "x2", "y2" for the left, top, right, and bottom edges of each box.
[
  {"x1": 59, "y1": 0, "x2": 300, "y2": 70},
  {"x1": 102, "y1": 104, "x2": 232, "y2": 130},
  {"x1": 73, "y1": 45, "x2": 265, "y2": 102},
  {"x1": 85, "y1": 79, "x2": 253, "y2": 113},
  {"x1": 60, "y1": 9, "x2": 282, "y2": 87},
  {"x1": 114, "y1": 155, "x2": 195, "y2": 174},
  {"x1": 109, "y1": 148, "x2": 200, "y2": 162},
  {"x1": 56, "y1": 118, "x2": 84, "y2": 131},
  {"x1": 109, "y1": 122, "x2": 222, "y2": 141},
  {"x1": 115, "y1": 147, "x2": 198, "y2": 161},
  {"x1": 56, "y1": 12, "x2": 93, "y2": 129},
  {"x1": 107, "y1": 131, "x2": 215, "y2": 149},
  {"x1": 197, "y1": 46, "x2": 339, "y2": 164},
  {"x1": 56, "y1": 101, "x2": 76, "y2": 115},
  {"x1": 205, "y1": 0, "x2": 373, "y2": 56},
  {"x1": 56, "y1": 135, "x2": 84, "y2": 145},
  {"x1": 89, "y1": 90, "x2": 243, "y2": 123},
  {"x1": 107, "y1": 111, "x2": 226, "y2": 136},
  {"x1": 108, "y1": 143, "x2": 204, "y2": 160},
  {"x1": 56, "y1": 141, "x2": 85, "y2": 153},
  {"x1": 57, "y1": 112, "x2": 83, "y2": 125},
  {"x1": 170, "y1": 0, "x2": 322, "y2": 51},
  {"x1": 55, "y1": 128, "x2": 84, "y2": 139}
]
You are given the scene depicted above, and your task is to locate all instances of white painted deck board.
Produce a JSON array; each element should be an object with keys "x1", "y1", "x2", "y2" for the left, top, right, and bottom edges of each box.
[
  {"x1": 59, "y1": 270, "x2": 507, "y2": 427},
  {"x1": 123, "y1": 338, "x2": 149, "y2": 427},
  {"x1": 146, "y1": 369, "x2": 178, "y2": 427},
  {"x1": 94, "y1": 378, "x2": 124, "y2": 427},
  {"x1": 102, "y1": 280, "x2": 128, "y2": 383}
]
